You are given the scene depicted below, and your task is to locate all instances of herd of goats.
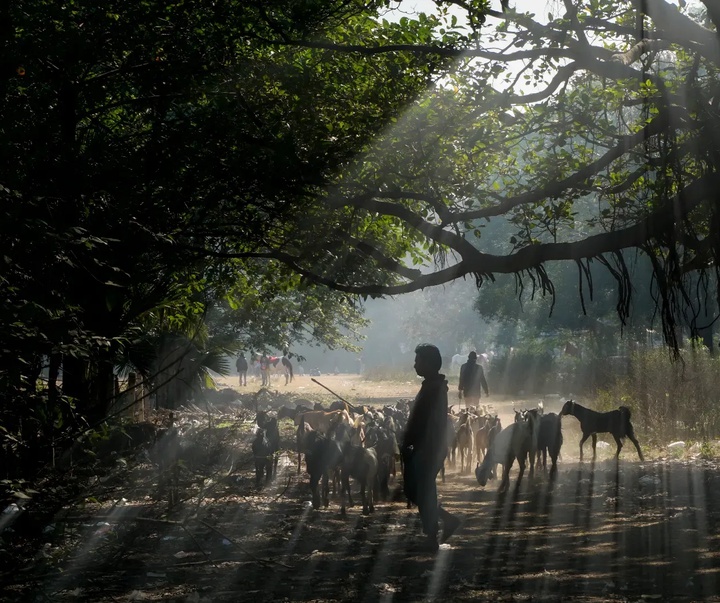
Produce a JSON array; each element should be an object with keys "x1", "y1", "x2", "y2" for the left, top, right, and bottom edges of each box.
[{"x1": 250, "y1": 397, "x2": 645, "y2": 514}]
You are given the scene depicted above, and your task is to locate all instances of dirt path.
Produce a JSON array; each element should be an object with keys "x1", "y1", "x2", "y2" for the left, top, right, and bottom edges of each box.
[{"x1": 4, "y1": 379, "x2": 720, "y2": 602}]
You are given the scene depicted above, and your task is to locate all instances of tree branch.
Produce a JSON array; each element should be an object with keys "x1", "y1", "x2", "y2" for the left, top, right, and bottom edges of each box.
[
  {"x1": 280, "y1": 172, "x2": 720, "y2": 296},
  {"x1": 452, "y1": 111, "x2": 672, "y2": 222}
]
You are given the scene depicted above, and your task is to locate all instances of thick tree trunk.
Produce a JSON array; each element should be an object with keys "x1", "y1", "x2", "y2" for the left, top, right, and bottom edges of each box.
[{"x1": 62, "y1": 355, "x2": 115, "y2": 425}]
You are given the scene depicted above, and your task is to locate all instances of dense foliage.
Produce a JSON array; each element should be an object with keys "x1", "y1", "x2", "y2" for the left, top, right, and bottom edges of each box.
[{"x1": 1, "y1": 0, "x2": 455, "y2": 476}]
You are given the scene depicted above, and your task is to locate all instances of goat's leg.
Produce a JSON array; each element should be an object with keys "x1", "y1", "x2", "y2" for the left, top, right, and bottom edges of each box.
[
  {"x1": 340, "y1": 473, "x2": 350, "y2": 514},
  {"x1": 613, "y1": 434, "x2": 624, "y2": 459},
  {"x1": 528, "y1": 449, "x2": 535, "y2": 479},
  {"x1": 578, "y1": 433, "x2": 591, "y2": 461},
  {"x1": 626, "y1": 424, "x2": 644, "y2": 461},
  {"x1": 368, "y1": 476, "x2": 375, "y2": 513},
  {"x1": 516, "y1": 456, "x2": 526, "y2": 488},
  {"x1": 500, "y1": 456, "x2": 513, "y2": 492},
  {"x1": 360, "y1": 479, "x2": 369, "y2": 515},
  {"x1": 322, "y1": 473, "x2": 330, "y2": 508},
  {"x1": 629, "y1": 434, "x2": 644, "y2": 461},
  {"x1": 591, "y1": 434, "x2": 598, "y2": 460},
  {"x1": 310, "y1": 474, "x2": 321, "y2": 509},
  {"x1": 549, "y1": 452, "x2": 558, "y2": 474},
  {"x1": 347, "y1": 476, "x2": 355, "y2": 507}
]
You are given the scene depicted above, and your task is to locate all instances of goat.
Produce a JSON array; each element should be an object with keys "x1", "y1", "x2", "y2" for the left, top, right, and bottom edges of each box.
[
  {"x1": 294, "y1": 409, "x2": 351, "y2": 432},
  {"x1": 304, "y1": 431, "x2": 344, "y2": 509},
  {"x1": 499, "y1": 408, "x2": 539, "y2": 491},
  {"x1": 251, "y1": 428, "x2": 275, "y2": 487},
  {"x1": 560, "y1": 400, "x2": 644, "y2": 461},
  {"x1": 373, "y1": 426, "x2": 399, "y2": 500},
  {"x1": 296, "y1": 420, "x2": 314, "y2": 474},
  {"x1": 455, "y1": 421, "x2": 474, "y2": 474},
  {"x1": 476, "y1": 409, "x2": 539, "y2": 492},
  {"x1": 474, "y1": 415, "x2": 500, "y2": 463},
  {"x1": 476, "y1": 423, "x2": 516, "y2": 487},
  {"x1": 256, "y1": 411, "x2": 280, "y2": 477},
  {"x1": 440, "y1": 413, "x2": 457, "y2": 482},
  {"x1": 277, "y1": 404, "x2": 312, "y2": 423},
  {"x1": 535, "y1": 412, "x2": 563, "y2": 472},
  {"x1": 339, "y1": 444, "x2": 379, "y2": 515},
  {"x1": 295, "y1": 409, "x2": 350, "y2": 474}
]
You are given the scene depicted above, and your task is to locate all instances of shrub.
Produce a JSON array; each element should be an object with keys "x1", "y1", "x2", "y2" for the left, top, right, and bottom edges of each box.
[{"x1": 593, "y1": 343, "x2": 720, "y2": 441}]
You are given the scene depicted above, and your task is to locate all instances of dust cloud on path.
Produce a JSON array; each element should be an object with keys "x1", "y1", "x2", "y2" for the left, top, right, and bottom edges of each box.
[{"x1": 213, "y1": 371, "x2": 551, "y2": 430}]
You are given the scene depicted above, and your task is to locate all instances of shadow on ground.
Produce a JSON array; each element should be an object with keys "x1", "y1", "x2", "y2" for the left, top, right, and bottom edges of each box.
[{"x1": 5, "y1": 450, "x2": 720, "y2": 602}]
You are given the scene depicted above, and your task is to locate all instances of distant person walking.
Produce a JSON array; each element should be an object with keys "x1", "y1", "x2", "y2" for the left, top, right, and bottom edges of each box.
[
  {"x1": 259, "y1": 354, "x2": 270, "y2": 387},
  {"x1": 402, "y1": 343, "x2": 460, "y2": 552},
  {"x1": 281, "y1": 354, "x2": 294, "y2": 385},
  {"x1": 458, "y1": 351, "x2": 489, "y2": 409},
  {"x1": 236, "y1": 353, "x2": 248, "y2": 387}
]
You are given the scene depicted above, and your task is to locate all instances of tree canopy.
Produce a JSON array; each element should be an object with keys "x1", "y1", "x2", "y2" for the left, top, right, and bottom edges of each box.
[
  {"x1": 241, "y1": 0, "x2": 720, "y2": 351},
  {"x1": 3, "y1": 0, "x2": 720, "y2": 476}
]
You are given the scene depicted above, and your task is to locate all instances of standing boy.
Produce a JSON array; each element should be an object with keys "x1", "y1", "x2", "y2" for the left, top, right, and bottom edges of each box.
[{"x1": 402, "y1": 343, "x2": 461, "y2": 552}]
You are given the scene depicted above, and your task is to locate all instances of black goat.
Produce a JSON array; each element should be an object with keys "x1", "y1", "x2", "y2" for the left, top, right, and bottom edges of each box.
[
  {"x1": 256, "y1": 411, "x2": 280, "y2": 477},
  {"x1": 475, "y1": 409, "x2": 539, "y2": 492},
  {"x1": 535, "y1": 412, "x2": 563, "y2": 472},
  {"x1": 304, "y1": 431, "x2": 344, "y2": 509},
  {"x1": 475, "y1": 415, "x2": 501, "y2": 463},
  {"x1": 560, "y1": 400, "x2": 644, "y2": 461},
  {"x1": 476, "y1": 422, "x2": 515, "y2": 487},
  {"x1": 365, "y1": 424, "x2": 398, "y2": 500},
  {"x1": 251, "y1": 428, "x2": 274, "y2": 487},
  {"x1": 455, "y1": 421, "x2": 474, "y2": 474},
  {"x1": 277, "y1": 404, "x2": 312, "y2": 423},
  {"x1": 441, "y1": 413, "x2": 457, "y2": 482},
  {"x1": 339, "y1": 444, "x2": 379, "y2": 515}
]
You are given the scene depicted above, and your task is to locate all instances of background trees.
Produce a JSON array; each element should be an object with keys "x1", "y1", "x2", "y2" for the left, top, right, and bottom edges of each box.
[
  {"x1": 266, "y1": 0, "x2": 720, "y2": 350},
  {"x1": 2, "y1": 0, "x2": 448, "y2": 474}
]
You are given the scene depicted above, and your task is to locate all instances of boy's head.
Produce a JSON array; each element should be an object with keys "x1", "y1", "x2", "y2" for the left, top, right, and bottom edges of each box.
[{"x1": 414, "y1": 343, "x2": 442, "y2": 377}]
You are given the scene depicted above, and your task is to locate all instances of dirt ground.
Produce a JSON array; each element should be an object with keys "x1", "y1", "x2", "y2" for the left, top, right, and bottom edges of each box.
[{"x1": 3, "y1": 374, "x2": 720, "y2": 602}]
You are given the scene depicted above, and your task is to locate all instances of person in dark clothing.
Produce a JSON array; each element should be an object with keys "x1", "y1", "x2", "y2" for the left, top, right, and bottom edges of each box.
[
  {"x1": 458, "y1": 351, "x2": 489, "y2": 409},
  {"x1": 259, "y1": 354, "x2": 270, "y2": 387},
  {"x1": 281, "y1": 354, "x2": 294, "y2": 385},
  {"x1": 236, "y1": 353, "x2": 248, "y2": 387},
  {"x1": 402, "y1": 343, "x2": 461, "y2": 552}
]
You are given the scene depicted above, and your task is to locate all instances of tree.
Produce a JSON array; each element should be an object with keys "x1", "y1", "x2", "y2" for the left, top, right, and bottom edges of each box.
[
  {"x1": 2, "y1": 0, "x2": 454, "y2": 473},
  {"x1": 238, "y1": 0, "x2": 720, "y2": 353}
]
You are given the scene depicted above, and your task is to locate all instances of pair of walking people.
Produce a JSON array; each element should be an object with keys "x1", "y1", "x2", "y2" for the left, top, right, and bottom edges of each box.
[{"x1": 235, "y1": 353, "x2": 268, "y2": 386}]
